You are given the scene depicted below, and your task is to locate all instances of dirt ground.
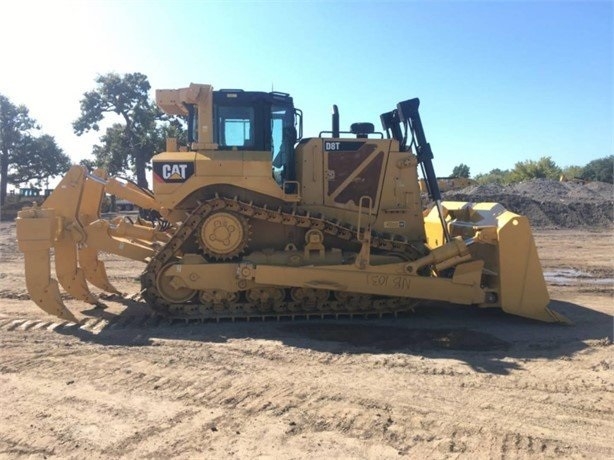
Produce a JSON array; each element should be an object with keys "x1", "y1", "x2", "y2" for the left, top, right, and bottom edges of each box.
[{"x1": 0, "y1": 222, "x2": 612, "y2": 459}]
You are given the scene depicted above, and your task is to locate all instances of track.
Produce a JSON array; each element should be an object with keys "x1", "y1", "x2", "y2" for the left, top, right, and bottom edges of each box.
[{"x1": 141, "y1": 196, "x2": 427, "y2": 320}]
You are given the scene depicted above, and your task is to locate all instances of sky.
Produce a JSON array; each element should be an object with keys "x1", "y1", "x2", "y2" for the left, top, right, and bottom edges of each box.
[{"x1": 0, "y1": 0, "x2": 612, "y2": 181}]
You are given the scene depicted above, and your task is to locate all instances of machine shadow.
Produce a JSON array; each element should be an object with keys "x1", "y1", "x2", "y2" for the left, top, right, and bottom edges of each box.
[{"x1": 60, "y1": 298, "x2": 612, "y2": 376}]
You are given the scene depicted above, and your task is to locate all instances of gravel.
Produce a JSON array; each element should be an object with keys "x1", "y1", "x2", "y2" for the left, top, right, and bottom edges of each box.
[{"x1": 444, "y1": 179, "x2": 614, "y2": 228}]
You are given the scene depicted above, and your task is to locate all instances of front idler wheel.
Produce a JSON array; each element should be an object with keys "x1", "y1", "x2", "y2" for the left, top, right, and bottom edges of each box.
[{"x1": 156, "y1": 263, "x2": 197, "y2": 304}]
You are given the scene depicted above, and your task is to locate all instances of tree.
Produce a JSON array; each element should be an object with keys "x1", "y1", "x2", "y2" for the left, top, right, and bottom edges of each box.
[
  {"x1": 474, "y1": 168, "x2": 511, "y2": 185},
  {"x1": 561, "y1": 165, "x2": 584, "y2": 180},
  {"x1": 163, "y1": 117, "x2": 187, "y2": 146},
  {"x1": 580, "y1": 155, "x2": 613, "y2": 184},
  {"x1": 451, "y1": 163, "x2": 470, "y2": 178},
  {"x1": 0, "y1": 94, "x2": 70, "y2": 206},
  {"x1": 8, "y1": 135, "x2": 70, "y2": 186},
  {"x1": 89, "y1": 124, "x2": 132, "y2": 177},
  {"x1": 1, "y1": 95, "x2": 35, "y2": 206},
  {"x1": 508, "y1": 156, "x2": 561, "y2": 183},
  {"x1": 73, "y1": 72, "x2": 164, "y2": 189}
]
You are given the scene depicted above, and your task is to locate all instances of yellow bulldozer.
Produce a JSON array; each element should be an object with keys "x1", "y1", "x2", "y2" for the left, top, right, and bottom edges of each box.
[{"x1": 16, "y1": 83, "x2": 565, "y2": 323}]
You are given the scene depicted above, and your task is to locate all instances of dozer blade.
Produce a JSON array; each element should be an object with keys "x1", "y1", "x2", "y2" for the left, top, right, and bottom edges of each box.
[
  {"x1": 16, "y1": 208, "x2": 77, "y2": 322},
  {"x1": 425, "y1": 202, "x2": 568, "y2": 323},
  {"x1": 495, "y1": 210, "x2": 568, "y2": 323},
  {"x1": 76, "y1": 168, "x2": 121, "y2": 295}
]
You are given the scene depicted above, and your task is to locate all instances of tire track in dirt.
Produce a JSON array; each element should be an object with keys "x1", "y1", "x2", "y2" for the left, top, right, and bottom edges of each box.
[{"x1": 2, "y1": 326, "x2": 612, "y2": 458}]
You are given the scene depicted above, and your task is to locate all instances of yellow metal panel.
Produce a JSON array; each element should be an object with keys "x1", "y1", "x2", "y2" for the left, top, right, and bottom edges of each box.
[
  {"x1": 164, "y1": 263, "x2": 244, "y2": 292},
  {"x1": 296, "y1": 139, "x2": 325, "y2": 205},
  {"x1": 243, "y1": 263, "x2": 486, "y2": 305},
  {"x1": 496, "y1": 213, "x2": 555, "y2": 321},
  {"x1": 16, "y1": 215, "x2": 55, "y2": 246}
]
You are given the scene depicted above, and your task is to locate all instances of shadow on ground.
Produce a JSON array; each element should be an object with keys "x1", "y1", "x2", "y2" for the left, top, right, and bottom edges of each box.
[{"x1": 53, "y1": 296, "x2": 613, "y2": 376}]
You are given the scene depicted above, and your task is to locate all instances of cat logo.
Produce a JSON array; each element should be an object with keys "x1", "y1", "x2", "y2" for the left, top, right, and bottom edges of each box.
[
  {"x1": 163, "y1": 164, "x2": 187, "y2": 180},
  {"x1": 153, "y1": 162, "x2": 195, "y2": 183}
]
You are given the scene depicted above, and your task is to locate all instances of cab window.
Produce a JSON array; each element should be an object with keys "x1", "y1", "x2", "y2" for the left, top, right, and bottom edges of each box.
[{"x1": 215, "y1": 106, "x2": 254, "y2": 148}]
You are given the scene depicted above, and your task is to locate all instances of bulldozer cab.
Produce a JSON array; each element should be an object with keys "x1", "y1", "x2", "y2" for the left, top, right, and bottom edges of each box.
[{"x1": 185, "y1": 89, "x2": 301, "y2": 185}]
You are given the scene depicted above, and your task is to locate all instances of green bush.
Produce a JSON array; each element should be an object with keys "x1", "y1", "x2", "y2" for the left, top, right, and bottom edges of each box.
[
  {"x1": 580, "y1": 156, "x2": 613, "y2": 184},
  {"x1": 508, "y1": 156, "x2": 561, "y2": 183}
]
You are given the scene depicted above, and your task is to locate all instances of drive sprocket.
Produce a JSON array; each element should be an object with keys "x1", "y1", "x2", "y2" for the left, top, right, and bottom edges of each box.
[{"x1": 197, "y1": 211, "x2": 251, "y2": 260}]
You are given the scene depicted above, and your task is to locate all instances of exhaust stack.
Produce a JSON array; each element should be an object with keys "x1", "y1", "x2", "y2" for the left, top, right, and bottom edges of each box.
[{"x1": 332, "y1": 104, "x2": 339, "y2": 138}]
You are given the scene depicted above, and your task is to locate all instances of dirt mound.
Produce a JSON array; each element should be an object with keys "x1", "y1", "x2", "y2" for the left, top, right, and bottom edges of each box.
[{"x1": 444, "y1": 179, "x2": 613, "y2": 228}]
